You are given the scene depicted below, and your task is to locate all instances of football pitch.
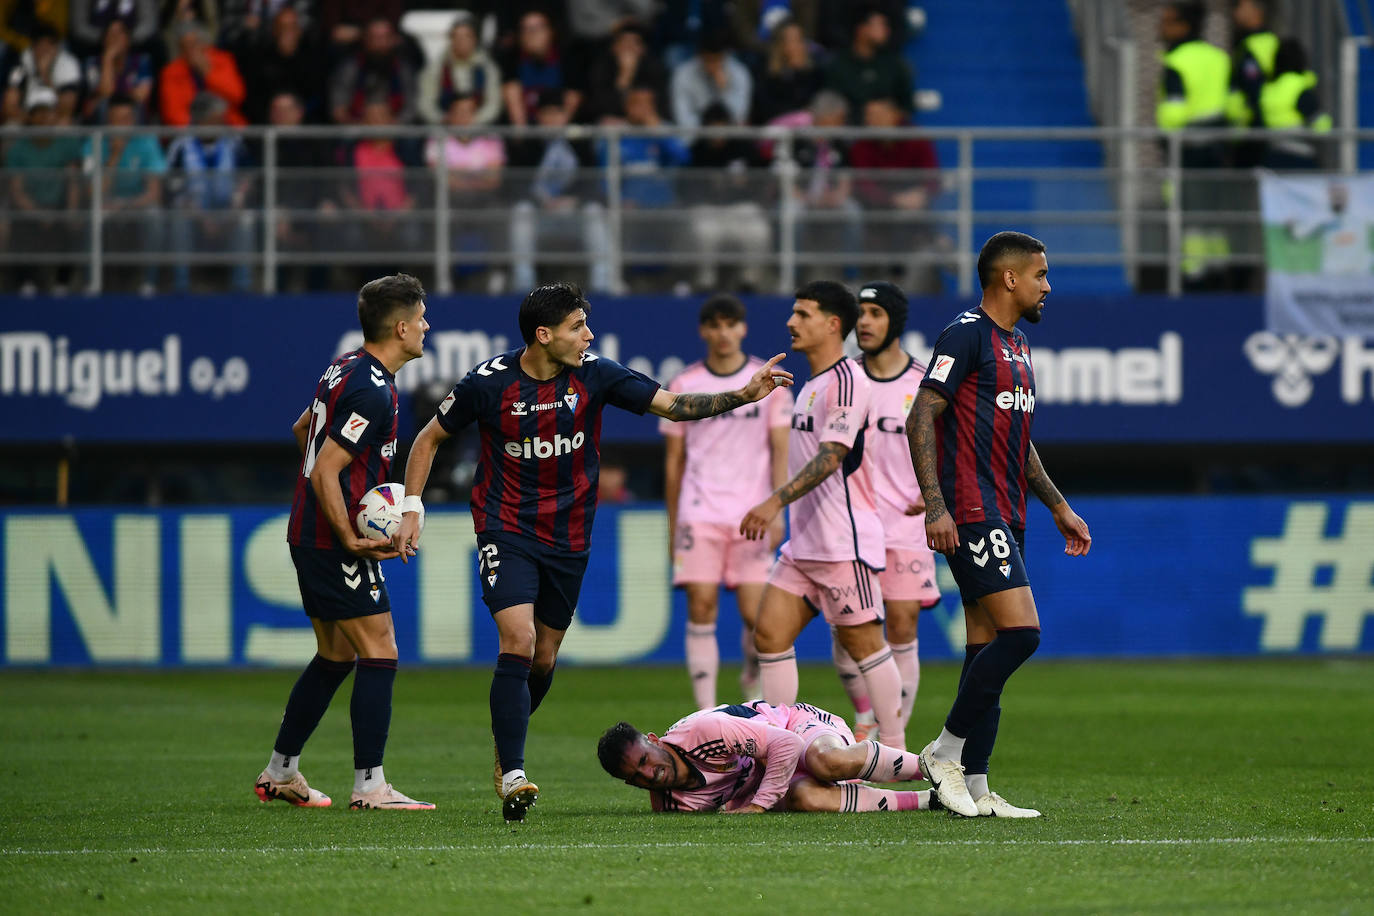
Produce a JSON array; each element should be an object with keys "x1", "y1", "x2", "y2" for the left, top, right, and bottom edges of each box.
[{"x1": 2, "y1": 659, "x2": 1371, "y2": 914}]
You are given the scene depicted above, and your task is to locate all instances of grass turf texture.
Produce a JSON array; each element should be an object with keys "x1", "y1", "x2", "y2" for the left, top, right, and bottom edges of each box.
[{"x1": 1, "y1": 659, "x2": 1371, "y2": 914}]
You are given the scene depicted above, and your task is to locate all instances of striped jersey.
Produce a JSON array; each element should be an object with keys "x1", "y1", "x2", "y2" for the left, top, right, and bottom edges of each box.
[
  {"x1": 435, "y1": 348, "x2": 660, "y2": 553},
  {"x1": 919, "y1": 306, "x2": 1036, "y2": 529},
  {"x1": 859, "y1": 353, "x2": 929, "y2": 549},
  {"x1": 288, "y1": 348, "x2": 399, "y2": 549},
  {"x1": 780, "y1": 356, "x2": 885, "y2": 569}
]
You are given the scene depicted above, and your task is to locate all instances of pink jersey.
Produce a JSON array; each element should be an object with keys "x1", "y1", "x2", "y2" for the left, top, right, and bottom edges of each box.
[
  {"x1": 860, "y1": 354, "x2": 928, "y2": 548},
  {"x1": 780, "y1": 357, "x2": 885, "y2": 569},
  {"x1": 659, "y1": 357, "x2": 793, "y2": 526},
  {"x1": 652, "y1": 702, "x2": 842, "y2": 812}
]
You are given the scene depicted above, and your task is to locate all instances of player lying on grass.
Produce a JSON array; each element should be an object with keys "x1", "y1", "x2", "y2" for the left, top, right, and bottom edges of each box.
[{"x1": 597, "y1": 701, "x2": 940, "y2": 813}]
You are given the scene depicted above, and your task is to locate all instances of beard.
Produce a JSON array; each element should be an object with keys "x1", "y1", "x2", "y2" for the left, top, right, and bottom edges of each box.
[{"x1": 1023, "y1": 301, "x2": 1044, "y2": 324}]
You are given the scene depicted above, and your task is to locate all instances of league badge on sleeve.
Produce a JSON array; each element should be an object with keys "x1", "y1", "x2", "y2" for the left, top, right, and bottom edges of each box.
[
  {"x1": 930, "y1": 355, "x2": 955, "y2": 384},
  {"x1": 341, "y1": 412, "x2": 370, "y2": 443}
]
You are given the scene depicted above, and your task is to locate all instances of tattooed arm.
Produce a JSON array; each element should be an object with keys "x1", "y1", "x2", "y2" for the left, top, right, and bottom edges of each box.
[
  {"x1": 1025, "y1": 442, "x2": 1093, "y2": 557},
  {"x1": 739, "y1": 442, "x2": 848, "y2": 540},
  {"x1": 649, "y1": 353, "x2": 794, "y2": 421},
  {"x1": 905, "y1": 387, "x2": 960, "y2": 553}
]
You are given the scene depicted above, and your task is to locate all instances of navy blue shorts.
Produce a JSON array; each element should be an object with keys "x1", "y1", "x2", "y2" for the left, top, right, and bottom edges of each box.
[
  {"x1": 476, "y1": 530, "x2": 589, "y2": 631},
  {"x1": 290, "y1": 544, "x2": 391, "y2": 621},
  {"x1": 945, "y1": 521, "x2": 1029, "y2": 604}
]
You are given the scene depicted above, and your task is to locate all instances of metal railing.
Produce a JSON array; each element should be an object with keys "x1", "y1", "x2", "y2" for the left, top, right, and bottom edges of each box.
[{"x1": 1, "y1": 123, "x2": 1370, "y2": 298}]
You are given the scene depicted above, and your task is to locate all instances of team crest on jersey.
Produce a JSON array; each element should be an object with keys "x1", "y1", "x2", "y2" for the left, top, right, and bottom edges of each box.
[
  {"x1": 511, "y1": 401, "x2": 528, "y2": 416},
  {"x1": 999, "y1": 561, "x2": 1011, "y2": 579},
  {"x1": 805, "y1": 390, "x2": 818, "y2": 412},
  {"x1": 564, "y1": 389, "x2": 579, "y2": 411},
  {"x1": 903, "y1": 393, "x2": 915, "y2": 415}
]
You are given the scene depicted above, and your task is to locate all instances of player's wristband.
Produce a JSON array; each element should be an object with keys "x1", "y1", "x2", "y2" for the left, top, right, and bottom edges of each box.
[{"x1": 401, "y1": 495, "x2": 425, "y2": 517}]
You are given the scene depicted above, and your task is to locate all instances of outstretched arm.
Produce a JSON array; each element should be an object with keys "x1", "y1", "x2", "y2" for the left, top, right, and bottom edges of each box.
[
  {"x1": 650, "y1": 353, "x2": 793, "y2": 420},
  {"x1": 905, "y1": 387, "x2": 958, "y2": 553},
  {"x1": 739, "y1": 441, "x2": 848, "y2": 540},
  {"x1": 1026, "y1": 443, "x2": 1092, "y2": 556}
]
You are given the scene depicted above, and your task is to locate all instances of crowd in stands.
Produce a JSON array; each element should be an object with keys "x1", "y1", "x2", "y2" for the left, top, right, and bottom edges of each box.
[{"x1": 0, "y1": 1, "x2": 940, "y2": 295}]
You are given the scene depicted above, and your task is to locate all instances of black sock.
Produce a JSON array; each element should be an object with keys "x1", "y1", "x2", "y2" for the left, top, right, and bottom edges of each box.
[
  {"x1": 491, "y1": 653, "x2": 532, "y2": 773},
  {"x1": 274, "y1": 654, "x2": 355, "y2": 757},
  {"x1": 945, "y1": 628, "x2": 1039, "y2": 737},
  {"x1": 957, "y1": 643, "x2": 999, "y2": 775},
  {"x1": 351, "y1": 657, "x2": 397, "y2": 770},
  {"x1": 528, "y1": 665, "x2": 556, "y2": 715}
]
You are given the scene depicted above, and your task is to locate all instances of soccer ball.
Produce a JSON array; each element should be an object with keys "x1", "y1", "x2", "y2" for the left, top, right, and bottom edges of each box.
[{"x1": 355, "y1": 483, "x2": 405, "y2": 541}]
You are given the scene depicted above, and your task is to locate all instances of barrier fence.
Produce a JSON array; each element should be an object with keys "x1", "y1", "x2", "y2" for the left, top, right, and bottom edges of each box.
[{"x1": 2, "y1": 124, "x2": 1371, "y2": 298}]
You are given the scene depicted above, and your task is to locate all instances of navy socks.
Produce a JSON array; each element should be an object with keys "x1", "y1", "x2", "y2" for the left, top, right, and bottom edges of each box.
[
  {"x1": 351, "y1": 657, "x2": 397, "y2": 770},
  {"x1": 491, "y1": 653, "x2": 532, "y2": 772},
  {"x1": 945, "y1": 627, "x2": 1040, "y2": 738},
  {"x1": 274, "y1": 654, "x2": 355, "y2": 757}
]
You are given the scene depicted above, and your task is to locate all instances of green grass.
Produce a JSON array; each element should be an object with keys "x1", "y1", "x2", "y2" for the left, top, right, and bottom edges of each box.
[{"x1": 2, "y1": 659, "x2": 1372, "y2": 914}]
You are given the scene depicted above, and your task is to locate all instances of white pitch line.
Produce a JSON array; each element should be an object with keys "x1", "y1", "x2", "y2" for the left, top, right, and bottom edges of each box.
[{"x1": 3, "y1": 836, "x2": 1371, "y2": 857}]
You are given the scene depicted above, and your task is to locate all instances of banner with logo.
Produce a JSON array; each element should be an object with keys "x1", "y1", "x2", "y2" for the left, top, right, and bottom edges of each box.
[
  {"x1": 1260, "y1": 171, "x2": 1374, "y2": 338},
  {"x1": 2, "y1": 498, "x2": 1370, "y2": 668},
  {"x1": 3, "y1": 293, "x2": 1374, "y2": 443}
]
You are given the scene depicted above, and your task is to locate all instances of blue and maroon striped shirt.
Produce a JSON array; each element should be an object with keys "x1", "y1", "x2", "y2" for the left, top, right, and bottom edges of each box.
[
  {"x1": 919, "y1": 307, "x2": 1036, "y2": 530},
  {"x1": 436, "y1": 348, "x2": 660, "y2": 553},
  {"x1": 288, "y1": 349, "x2": 399, "y2": 549}
]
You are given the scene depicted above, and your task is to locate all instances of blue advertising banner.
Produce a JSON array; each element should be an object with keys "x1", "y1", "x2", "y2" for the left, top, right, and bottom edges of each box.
[
  {"x1": 2, "y1": 497, "x2": 1370, "y2": 668},
  {"x1": 2, "y1": 293, "x2": 1373, "y2": 444}
]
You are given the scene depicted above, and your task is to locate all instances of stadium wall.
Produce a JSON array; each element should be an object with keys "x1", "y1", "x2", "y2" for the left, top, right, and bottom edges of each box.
[
  {"x1": 2, "y1": 497, "x2": 1371, "y2": 667},
  {"x1": 4, "y1": 293, "x2": 1374, "y2": 445}
]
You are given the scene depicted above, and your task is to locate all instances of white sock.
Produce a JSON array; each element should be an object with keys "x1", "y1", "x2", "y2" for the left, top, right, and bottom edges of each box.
[
  {"x1": 355, "y1": 764, "x2": 385, "y2": 794},
  {"x1": 855, "y1": 709, "x2": 876, "y2": 727},
  {"x1": 501, "y1": 768, "x2": 527, "y2": 795},
  {"x1": 966, "y1": 773, "x2": 989, "y2": 799},
  {"x1": 267, "y1": 751, "x2": 297, "y2": 782},
  {"x1": 931, "y1": 727, "x2": 965, "y2": 762}
]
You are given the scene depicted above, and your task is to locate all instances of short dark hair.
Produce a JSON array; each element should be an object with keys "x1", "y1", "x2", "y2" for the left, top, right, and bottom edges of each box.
[
  {"x1": 795, "y1": 280, "x2": 859, "y2": 338},
  {"x1": 1169, "y1": 1, "x2": 1205, "y2": 36},
  {"x1": 357, "y1": 273, "x2": 426, "y2": 342},
  {"x1": 519, "y1": 282, "x2": 590, "y2": 345},
  {"x1": 976, "y1": 231, "x2": 1046, "y2": 290},
  {"x1": 1274, "y1": 37, "x2": 1308, "y2": 75},
  {"x1": 699, "y1": 294, "x2": 746, "y2": 325},
  {"x1": 107, "y1": 91, "x2": 136, "y2": 110},
  {"x1": 597, "y1": 722, "x2": 641, "y2": 777}
]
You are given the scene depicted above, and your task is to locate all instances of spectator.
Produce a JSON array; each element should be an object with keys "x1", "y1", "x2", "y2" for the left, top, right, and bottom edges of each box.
[
  {"x1": 425, "y1": 92, "x2": 506, "y2": 287},
  {"x1": 0, "y1": 0, "x2": 68, "y2": 53},
  {"x1": 159, "y1": 0, "x2": 218, "y2": 59},
  {"x1": 241, "y1": 6, "x2": 327, "y2": 124},
  {"x1": 266, "y1": 90, "x2": 338, "y2": 291},
  {"x1": 566, "y1": 0, "x2": 657, "y2": 46},
  {"x1": 86, "y1": 91, "x2": 166, "y2": 294},
  {"x1": 687, "y1": 101, "x2": 770, "y2": 291},
  {"x1": 792, "y1": 90, "x2": 862, "y2": 281},
  {"x1": 751, "y1": 17, "x2": 822, "y2": 124},
  {"x1": 417, "y1": 11, "x2": 502, "y2": 126},
  {"x1": 814, "y1": 0, "x2": 909, "y2": 52},
  {"x1": 849, "y1": 97, "x2": 941, "y2": 291},
  {"x1": 329, "y1": 16, "x2": 417, "y2": 126},
  {"x1": 601, "y1": 82, "x2": 689, "y2": 284},
  {"x1": 824, "y1": 3, "x2": 913, "y2": 119},
  {"x1": 80, "y1": 20, "x2": 154, "y2": 123},
  {"x1": 219, "y1": 0, "x2": 316, "y2": 55},
  {"x1": 582, "y1": 20, "x2": 666, "y2": 123},
  {"x1": 319, "y1": 0, "x2": 404, "y2": 57},
  {"x1": 509, "y1": 87, "x2": 616, "y2": 292},
  {"x1": 500, "y1": 9, "x2": 582, "y2": 126},
  {"x1": 4, "y1": 25, "x2": 82, "y2": 125},
  {"x1": 159, "y1": 21, "x2": 247, "y2": 126},
  {"x1": 5, "y1": 86, "x2": 84, "y2": 295},
  {"x1": 670, "y1": 30, "x2": 752, "y2": 128},
  {"x1": 69, "y1": 0, "x2": 159, "y2": 54},
  {"x1": 165, "y1": 92, "x2": 255, "y2": 292},
  {"x1": 1260, "y1": 38, "x2": 1331, "y2": 170},
  {"x1": 341, "y1": 96, "x2": 422, "y2": 272}
]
